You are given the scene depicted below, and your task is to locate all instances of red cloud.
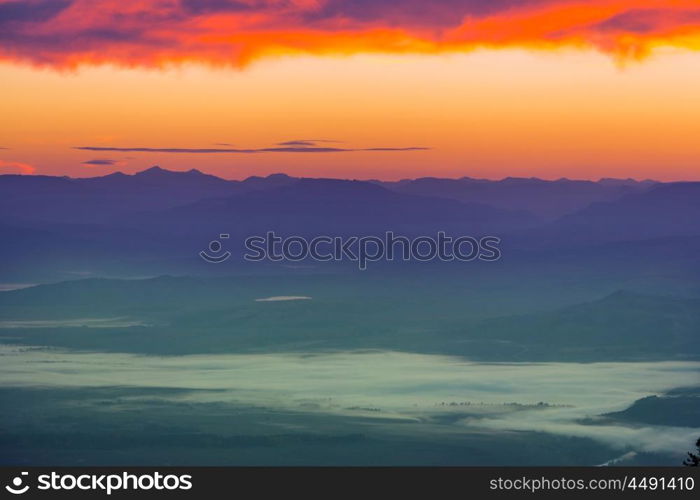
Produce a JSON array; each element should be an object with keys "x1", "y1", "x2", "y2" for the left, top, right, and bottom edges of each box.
[
  {"x1": 0, "y1": 160, "x2": 36, "y2": 174},
  {"x1": 1, "y1": 0, "x2": 699, "y2": 69}
]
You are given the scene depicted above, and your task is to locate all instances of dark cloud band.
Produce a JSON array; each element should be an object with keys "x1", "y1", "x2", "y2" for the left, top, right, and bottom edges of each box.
[
  {"x1": 82, "y1": 158, "x2": 117, "y2": 165},
  {"x1": 1, "y1": 1, "x2": 699, "y2": 68},
  {"x1": 75, "y1": 146, "x2": 430, "y2": 154}
]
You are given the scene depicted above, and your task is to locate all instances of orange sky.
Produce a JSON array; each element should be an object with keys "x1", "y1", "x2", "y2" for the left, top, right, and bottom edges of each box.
[{"x1": 2, "y1": 1, "x2": 700, "y2": 180}]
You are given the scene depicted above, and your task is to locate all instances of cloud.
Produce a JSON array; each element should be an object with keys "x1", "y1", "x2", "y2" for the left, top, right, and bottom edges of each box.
[
  {"x1": 278, "y1": 140, "x2": 317, "y2": 146},
  {"x1": 75, "y1": 145, "x2": 430, "y2": 153},
  {"x1": 1, "y1": 1, "x2": 700, "y2": 69},
  {"x1": 0, "y1": 159, "x2": 35, "y2": 174},
  {"x1": 278, "y1": 139, "x2": 343, "y2": 146},
  {"x1": 82, "y1": 158, "x2": 117, "y2": 166},
  {"x1": 255, "y1": 296, "x2": 312, "y2": 302},
  {"x1": 595, "y1": 8, "x2": 700, "y2": 34},
  {"x1": 0, "y1": 0, "x2": 72, "y2": 25}
]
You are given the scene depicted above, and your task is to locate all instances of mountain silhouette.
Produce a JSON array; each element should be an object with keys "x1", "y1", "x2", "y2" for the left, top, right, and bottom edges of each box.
[
  {"x1": 374, "y1": 176, "x2": 655, "y2": 219},
  {"x1": 132, "y1": 177, "x2": 539, "y2": 239},
  {"x1": 1, "y1": 168, "x2": 698, "y2": 280},
  {"x1": 527, "y1": 182, "x2": 700, "y2": 246}
]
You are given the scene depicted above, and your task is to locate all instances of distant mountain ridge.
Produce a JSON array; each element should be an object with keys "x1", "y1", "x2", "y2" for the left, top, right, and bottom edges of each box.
[
  {"x1": 0, "y1": 167, "x2": 294, "y2": 223},
  {"x1": 520, "y1": 181, "x2": 700, "y2": 246},
  {"x1": 134, "y1": 176, "x2": 538, "y2": 238},
  {"x1": 0, "y1": 166, "x2": 656, "y2": 192},
  {"x1": 1, "y1": 167, "x2": 698, "y2": 281},
  {"x1": 373, "y1": 175, "x2": 657, "y2": 219},
  {"x1": 0, "y1": 166, "x2": 658, "y2": 223}
]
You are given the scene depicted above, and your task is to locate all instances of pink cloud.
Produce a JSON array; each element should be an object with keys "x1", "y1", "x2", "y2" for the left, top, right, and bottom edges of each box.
[
  {"x1": 0, "y1": 160, "x2": 37, "y2": 175},
  {"x1": 1, "y1": 1, "x2": 700, "y2": 69}
]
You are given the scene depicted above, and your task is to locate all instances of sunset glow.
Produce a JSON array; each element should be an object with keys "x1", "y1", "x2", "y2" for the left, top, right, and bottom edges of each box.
[{"x1": 2, "y1": 0, "x2": 700, "y2": 180}]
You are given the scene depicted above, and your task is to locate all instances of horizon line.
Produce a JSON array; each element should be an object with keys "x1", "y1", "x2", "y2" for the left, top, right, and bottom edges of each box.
[{"x1": 0, "y1": 165, "x2": 666, "y2": 185}]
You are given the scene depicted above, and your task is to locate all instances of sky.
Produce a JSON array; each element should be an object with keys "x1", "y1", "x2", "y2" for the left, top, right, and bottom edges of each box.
[{"x1": 2, "y1": 0, "x2": 700, "y2": 181}]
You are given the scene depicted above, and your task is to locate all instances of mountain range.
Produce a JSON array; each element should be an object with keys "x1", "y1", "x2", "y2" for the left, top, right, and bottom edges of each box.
[
  {"x1": 1, "y1": 167, "x2": 699, "y2": 281},
  {"x1": 0, "y1": 166, "x2": 658, "y2": 224}
]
